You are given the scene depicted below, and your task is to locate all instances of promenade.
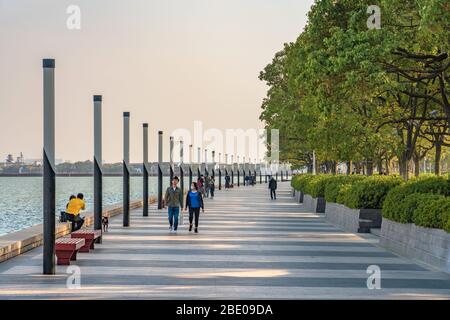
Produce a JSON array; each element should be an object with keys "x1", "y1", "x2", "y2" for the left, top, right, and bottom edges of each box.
[{"x1": 0, "y1": 182, "x2": 450, "y2": 299}]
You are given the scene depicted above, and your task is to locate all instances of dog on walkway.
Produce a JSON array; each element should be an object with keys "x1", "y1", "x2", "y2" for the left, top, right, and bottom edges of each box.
[{"x1": 102, "y1": 216, "x2": 109, "y2": 232}]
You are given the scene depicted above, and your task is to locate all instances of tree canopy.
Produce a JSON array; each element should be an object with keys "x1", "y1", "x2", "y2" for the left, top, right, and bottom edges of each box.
[{"x1": 260, "y1": 0, "x2": 450, "y2": 179}]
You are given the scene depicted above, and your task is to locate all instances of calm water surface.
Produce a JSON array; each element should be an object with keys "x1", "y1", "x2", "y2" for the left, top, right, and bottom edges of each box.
[{"x1": 0, "y1": 176, "x2": 176, "y2": 236}]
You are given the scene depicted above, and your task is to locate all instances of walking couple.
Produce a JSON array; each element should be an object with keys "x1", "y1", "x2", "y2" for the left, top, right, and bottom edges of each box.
[{"x1": 164, "y1": 176, "x2": 205, "y2": 234}]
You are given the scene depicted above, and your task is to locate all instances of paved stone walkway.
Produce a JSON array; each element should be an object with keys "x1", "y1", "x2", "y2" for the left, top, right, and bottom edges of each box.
[{"x1": 0, "y1": 182, "x2": 450, "y2": 299}]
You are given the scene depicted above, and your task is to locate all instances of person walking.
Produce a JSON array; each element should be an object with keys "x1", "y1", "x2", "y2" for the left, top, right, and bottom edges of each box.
[
  {"x1": 197, "y1": 175, "x2": 206, "y2": 198},
  {"x1": 185, "y1": 182, "x2": 204, "y2": 234},
  {"x1": 205, "y1": 175, "x2": 211, "y2": 198},
  {"x1": 225, "y1": 174, "x2": 230, "y2": 189},
  {"x1": 164, "y1": 176, "x2": 184, "y2": 234},
  {"x1": 269, "y1": 176, "x2": 277, "y2": 200},
  {"x1": 209, "y1": 177, "x2": 215, "y2": 199}
]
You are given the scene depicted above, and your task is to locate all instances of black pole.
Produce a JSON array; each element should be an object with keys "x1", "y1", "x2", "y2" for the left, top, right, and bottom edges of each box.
[
  {"x1": 237, "y1": 169, "x2": 240, "y2": 187},
  {"x1": 93, "y1": 95, "x2": 103, "y2": 242},
  {"x1": 169, "y1": 136, "x2": 174, "y2": 184},
  {"x1": 158, "y1": 131, "x2": 163, "y2": 209},
  {"x1": 180, "y1": 166, "x2": 184, "y2": 193},
  {"x1": 218, "y1": 168, "x2": 222, "y2": 190},
  {"x1": 158, "y1": 165, "x2": 163, "y2": 209},
  {"x1": 231, "y1": 169, "x2": 234, "y2": 186},
  {"x1": 123, "y1": 112, "x2": 130, "y2": 227},
  {"x1": 198, "y1": 167, "x2": 201, "y2": 180},
  {"x1": 180, "y1": 139, "x2": 184, "y2": 193},
  {"x1": 43, "y1": 58, "x2": 55, "y2": 275},
  {"x1": 143, "y1": 123, "x2": 149, "y2": 217},
  {"x1": 189, "y1": 167, "x2": 193, "y2": 189},
  {"x1": 259, "y1": 169, "x2": 262, "y2": 184}
]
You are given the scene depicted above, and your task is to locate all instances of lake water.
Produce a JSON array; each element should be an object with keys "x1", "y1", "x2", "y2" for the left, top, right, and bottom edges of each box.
[{"x1": 0, "y1": 176, "x2": 180, "y2": 236}]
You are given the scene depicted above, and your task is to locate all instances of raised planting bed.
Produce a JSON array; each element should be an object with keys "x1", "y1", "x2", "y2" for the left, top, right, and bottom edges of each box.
[
  {"x1": 303, "y1": 194, "x2": 326, "y2": 213},
  {"x1": 324, "y1": 202, "x2": 382, "y2": 233},
  {"x1": 380, "y1": 218, "x2": 450, "y2": 273},
  {"x1": 292, "y1": 189, "x2": 304, "y2": 203}
]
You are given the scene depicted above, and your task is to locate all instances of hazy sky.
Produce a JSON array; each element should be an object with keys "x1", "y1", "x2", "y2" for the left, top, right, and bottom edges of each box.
[{"x1": 0, "y1": 0, "x2": 314, "y2": 163}]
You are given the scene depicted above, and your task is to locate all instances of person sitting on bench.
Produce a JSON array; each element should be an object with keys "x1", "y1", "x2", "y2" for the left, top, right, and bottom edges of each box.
[
  {"x1": 65, "y1": 193, "x2": 86, "y2": 232},
  {"x1": 60, "y1": 195, "x2": 76, "y2": 222}
]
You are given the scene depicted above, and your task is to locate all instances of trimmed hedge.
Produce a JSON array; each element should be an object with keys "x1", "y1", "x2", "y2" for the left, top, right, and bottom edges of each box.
[
  {"x1": 303, "y1": 174, "x2": 335, "y2": 198},
  {"x1": 382, "y1": 176, "x2": 450, "y2": 223},
  {"x1": 396, "y1": 193, "x2": 443, "y2": 224},
  {"x1": 291, "y1": 174, "x2": 315, "y2": 192},
  {"x1": 324, "y1": 175, "x2": 366, "y2": 203},
  {"x1": 291, "y1": 173, "x2": 450, "y2": 232},
  {"x1": 339, "y1": 176, "x2": 403, "y2": 209},
  {"x1": 413, "y1": 196, "x2": 450, "y2": 232}
]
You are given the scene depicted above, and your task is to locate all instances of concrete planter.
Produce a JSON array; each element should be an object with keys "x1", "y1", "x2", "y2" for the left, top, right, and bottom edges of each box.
[
  {"x1": 325, "y1": 203, "x2": 382, "y2": 233},
  {"x1": 303, "y1": 194, "x2": 326, "y2": 213},
  {"x1": 292, "y1": 189, "x2": 304, "y2": 203},
  {"x1": 380, "y1": 218, "x2": 450, "y2": 273}
]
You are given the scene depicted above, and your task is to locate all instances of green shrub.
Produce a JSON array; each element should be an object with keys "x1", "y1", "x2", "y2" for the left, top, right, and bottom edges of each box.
[
  {"x1": 291, "y1": 174, "x2": 314, "y2": 192},
  {"x1": 303, "y1": 174, "x2": 335, "y2": 198},
  {"x1": 382, "y1": 176, "x2": 450, "y2": 222},
  {"x1": 413, "y1": 196, "x2": 450, "y2": 231},
  {"x1": 324, "y1": 175, "x2": 366, "y2": 203},
  {"x1": 336, "y1": 183, "x2": 352, "y2": 205},
  {"x1": 396, "y1": 193, "x2": 443, "y2": 223},
  {"x1": 340, "y1": 175, "x2": 403, "y2": 209}
]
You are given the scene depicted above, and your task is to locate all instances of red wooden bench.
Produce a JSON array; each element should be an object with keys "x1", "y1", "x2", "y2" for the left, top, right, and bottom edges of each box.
[
  {"x1": 55, "y1": 237, "x2": 85, "y2": 265},
  {"x1": 71, "y1": 229, "x2": 102, "y2": 252}
]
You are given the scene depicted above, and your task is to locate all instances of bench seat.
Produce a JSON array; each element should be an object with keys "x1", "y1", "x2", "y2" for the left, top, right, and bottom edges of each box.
[
  {"x1": 55, "y1": 237, "x2": 85, "y2": 265},
  {"x1": 71, "y1": 229, "x2": 102, "y2": 252}
]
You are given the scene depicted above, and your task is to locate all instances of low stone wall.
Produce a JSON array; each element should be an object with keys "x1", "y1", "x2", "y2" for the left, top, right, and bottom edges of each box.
[
  {"x1": 325, "y1": 203, "x2": 359, "y2": 233},
  {"x1": 294, "y1": 191, "x2": 304, "y2": 203},
  {"x1": 324, "y1": 203, "x2": 382, "y2": 233},
  {"x1": 0, "y1": 197, "x2": 156, "y2": 264},
  {"x1": 303, "y1": 194, "x2": 326, "y2": 213},
  {"x1": 380, "y1": 218, "x2": 450, "y2": 273}
]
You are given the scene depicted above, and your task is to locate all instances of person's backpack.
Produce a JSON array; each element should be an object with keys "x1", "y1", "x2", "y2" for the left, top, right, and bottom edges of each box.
[{"x1": 59, "y1": 211, "x2": 68, "y2": 223}]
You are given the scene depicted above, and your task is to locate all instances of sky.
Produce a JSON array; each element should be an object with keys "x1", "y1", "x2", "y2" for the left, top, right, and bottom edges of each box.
[{"x1": 0, "y1": 0, "x2": 314, "y2": 163}]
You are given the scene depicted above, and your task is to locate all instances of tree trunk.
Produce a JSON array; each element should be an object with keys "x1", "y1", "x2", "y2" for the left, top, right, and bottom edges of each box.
[
  {"x1": 435, "y1": 143, "x2": 442, "y2": 176},
  {"x1": 331, "y1": 161, "x2": 337, "y2": 175},
  {"x1": 346, "y1": 161, "x2": 353, "y2": 175},
  {"x1": 366, "y1": 160, "x2": 374, "y2": 176},
  {"x1": 376, "y1": 159, "x2": 383, "y2": 174},
  {"x1": 413, "y1": 155, "x2": 420, "y2": 177},
  {"x1": 355, "y1": 162, "x2": 362, "y2": 174},
  {"x1": 385, "y1": 158, "x2": 390, "y2": 175},
  {"x1": 399, "y1": 153, "x2": 409, "y2": 180}
]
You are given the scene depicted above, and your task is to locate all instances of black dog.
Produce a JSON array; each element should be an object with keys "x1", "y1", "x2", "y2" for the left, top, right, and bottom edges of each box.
[{"x1": 102, "y1": 216, "x2": 109, "y2": 232}]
